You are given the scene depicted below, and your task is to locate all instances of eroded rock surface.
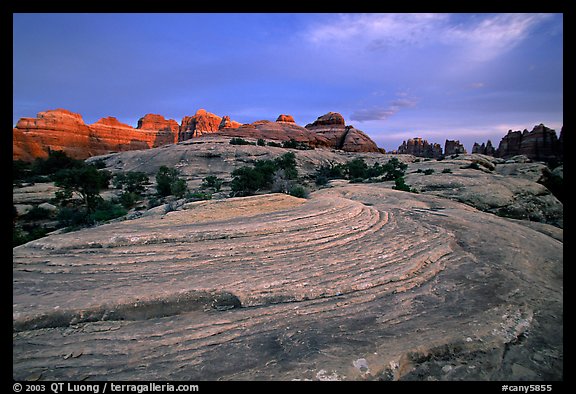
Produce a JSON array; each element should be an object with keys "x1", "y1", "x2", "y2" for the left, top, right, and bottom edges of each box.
[{"x1": 13, "y1": 183, "x2": 562, "y2": 381}]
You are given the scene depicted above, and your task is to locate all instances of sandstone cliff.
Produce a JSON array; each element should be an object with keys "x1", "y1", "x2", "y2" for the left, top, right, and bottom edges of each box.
[
  {"x1": 13, "y1": 109, "x2": 179, "y2": 161},
  {"x1": 304, "y1": 112, "x2": 381, "y2": 153},
  {"x1": 218, "y1": 119, "x2": 331, "y2": 148},
  {"x1": 444, "y1": 139, "x2": 466, "y2": 155},
  {"x1": 474, "y1": 124, "x2": 562, "y2": 163},
  {"x1": 397, "y1": 137, "x2": 443, "y2": 158},
  {"x1": 179, "y1": 109, "x2": 224, "y2": 140},
  {"x1": 472, "y1": 140, "x2": 496, "y2": 156},
  {"x1": 13, "y1": 109, "x2": 383, "y2": 161}
]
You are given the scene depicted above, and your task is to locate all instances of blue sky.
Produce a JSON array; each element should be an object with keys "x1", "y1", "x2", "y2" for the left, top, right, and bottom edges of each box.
[{"x1": 13, "y1": 13, "x2": 563, "y2": 152}]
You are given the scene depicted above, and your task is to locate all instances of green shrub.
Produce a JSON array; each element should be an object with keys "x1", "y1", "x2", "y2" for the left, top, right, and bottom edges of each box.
[
  {"x1": 32, "y1": 150, "x2": 83, "y2": 176},
  {"x1": 52, "y1": 165, "x2": 112, "y2": 211},
  {"x1": 423, "y1": 169, "x2": 435, "y2": 175},
  {"x1": 462, "y1": 162, "x2": 481, "y2": 170},
  {"x1": 113, "y1": 171, "x2": 149, "y2": 194},
  {"x1": 156, "y1": 166, "x2": 188, "y2": 198},
  {"x1": 274, "y1": 152, "x2": 298, "y2": 180},
  {"x1": 118, "y1": 191, "x2": 139, "y2": 209},
  {"x1": 89, "y1": 200, "x2": 127, "y2": 223},
  {"x1": 230, "y1": 152, "x2": 300, "y2": 197},
  {"x1": 257, "y1": 138, "x2": 266, "y2": 146},
  {"x1": 288, "y1": 185, "x2": 308, "y2": 198},
  {"x1": 187, "y1": 191, "x2": 213, "y2": 201},
  {"x1": 230, "y1": 166, "x2": 267, "y2": 196},
  {"x1": 392, "y1": 176, "x2": 416, "y2": 193},
  {"x1": 230, "y1": 137, "x2": 254, "y2": 145},
  {"x1": 442, "y1": 168, "x2": 453, "y2": 174},
  {"x1": 21, "y1": 206, "x2": 53, "y2": 221},
  {"x1": 345, "y1": 158, "x2": 369, "y2": 179},
  {"x1": 201, "y1": 175, "x2": 223, "y2": 192},
  {"x1": 267, "y1": 141, "x2": 282, "y2": 148},
  {"x1": 170, "y1": 178, "x2": 188, "y2": 198}
]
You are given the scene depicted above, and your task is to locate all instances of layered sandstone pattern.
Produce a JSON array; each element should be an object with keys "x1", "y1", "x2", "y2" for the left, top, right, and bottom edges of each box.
[{"x1": 13, "y1": 184, "x2": 562, "y2": 380}]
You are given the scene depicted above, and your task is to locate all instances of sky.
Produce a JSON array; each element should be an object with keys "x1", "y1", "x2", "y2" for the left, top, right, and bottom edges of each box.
[{"x1": 13, "y1": 13, "x2": 563, "y2": 152}]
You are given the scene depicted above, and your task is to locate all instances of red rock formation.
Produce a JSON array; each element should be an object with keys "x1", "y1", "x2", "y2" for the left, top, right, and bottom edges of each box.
[
  {"x1": 13, "y1": 109, "x2": 180, "y2": 161},
  {"x1": 13, "y1": 109, "x2": 93, "y2": 161},
  {"x1": 218, "y1": 120, "x2": 331, "y2": 148},
  {"x1": 397, "y1": 138, "x2": 443, "y2": 158},
  {"x1": 219, "y1": 115, "x2": 242, "y2": 130},
  {"x1": 305, "y1": 112, "x2": 345, "y2": 128},
  {"x1": 179, "y1": 109, "x2": 223, "y2": 140},
  {"x1": 90, "y1": 117, "x2": 149, "y2": 153},
  {"x1": 444, "y1": 139, "x2": 467, "y2": 155},
  {"x1": 137, "y1": 114, "x2": 179, "y2": 133},
  {"x1": 305, "y1": 112, "x2": 380, "y2": 153},
  {"x1": 276, "y1": 114, "x2": 296, "y2": 123}
]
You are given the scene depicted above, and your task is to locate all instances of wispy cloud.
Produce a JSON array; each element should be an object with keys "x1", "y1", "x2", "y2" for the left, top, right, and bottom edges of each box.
[
  {"x1": 307, "y1": 13, "x2": 446, "y2": 45},
  {"x1": 306, "y1": 13, "x2": 552, "y2": 62},
  {"x1": 350, "y1": 95, "x2": 418, "y2": 122}
]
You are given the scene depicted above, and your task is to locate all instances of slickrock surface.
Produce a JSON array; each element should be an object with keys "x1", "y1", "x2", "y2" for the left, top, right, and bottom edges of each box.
[{"x1": 13, "y1": 183, "x2": 562, "y2": 381}]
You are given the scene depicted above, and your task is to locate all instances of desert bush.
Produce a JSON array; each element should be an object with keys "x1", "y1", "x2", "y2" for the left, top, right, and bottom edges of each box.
[
  {"x1": 156, "y1": 166, "x2": 188, "y2": 198},
  {"x1": 230, "y1": 137, "x2": 254, "y2": 146},
  {"x1": 393, "y1": 176, "x2": 414, "y2": 192},
  {"x1": 32, "y1": 150, "x2": 84, "y2": 176},
  {"x1": 52, "y1": 164, "x2": 112, "y2": 212},
  {"x1": 56, "y1": 199, "x2": 127, "y2": 228},
  {"x1": 201, "y1": 175, "x2": 223, "y2": 192},
  {"x1": 345, "y1": 158, "x2": 369, "y2": 179},
  {"x1": 257, "y1": 138, "x2": 266, "y2": 146},
  {"x1": 230, "y1": 166, "x2": 267, "y2": 196},
  {"x1": 288, "y1": 185, "x2": 308, "y2": 198},
  {"x1": 21, "y1": 206, "x2": 53, "y2": 221},
  {"x1": 187, "y1": 191, "x2": 213, "y2": 201},
  {"x1": 113, "y1": 171, "x2": 149, "y2": 194},
  {"x1": 282, "y1": 139, "x2": 312, "y2": 150},
  {"x1": 442, "y1": 168, "x2": 453, "y2": 173},
  {"x1": 230, "y1": 152, "x2": 300, "y2": 197}
]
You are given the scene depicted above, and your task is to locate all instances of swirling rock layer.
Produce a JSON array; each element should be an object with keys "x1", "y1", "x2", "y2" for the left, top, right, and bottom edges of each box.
[{"x1": 13, "y1": 185, "x2": 562, "y2": 381}]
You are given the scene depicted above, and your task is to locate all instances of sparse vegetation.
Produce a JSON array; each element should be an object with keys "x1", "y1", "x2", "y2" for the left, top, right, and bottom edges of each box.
[
  {"x1": 113, "y1": 171, "x2": 149, "y2": 208},
  {"x1": 156, "y1": 166, "x2": 188, "y2": 198},
  {"x1": 52, "y1": 163, "x2": 112, "y2": 212},
  {"x1": 230, "y1": 152, "x2": 304, "y2": 197},
  {"x1": 315, "y1": 157, "x2": 408, "y2": 183},
  {"x1": 229, "y1": 137, "x2": 255, "y2": 146},
  {"x1": 201, "y1": 175, "x2": 223, "y2": 192},
  {"x1": 282, "y1": 139, "x2": 312, "y2": 150}
]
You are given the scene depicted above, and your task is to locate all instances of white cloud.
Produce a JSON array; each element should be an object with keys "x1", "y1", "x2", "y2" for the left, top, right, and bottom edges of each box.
[
  {"x1": 443, "y1": 13, "x2": 553, "y2": 62},
  {"x1": 306, "y1": 13, "x2": 552, "y2": 62}
]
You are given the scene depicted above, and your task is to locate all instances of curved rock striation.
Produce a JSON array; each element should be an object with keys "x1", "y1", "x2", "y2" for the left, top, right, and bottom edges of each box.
[{"x1": 13, "y1": 185, "x2": 562, "y2": 381}]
